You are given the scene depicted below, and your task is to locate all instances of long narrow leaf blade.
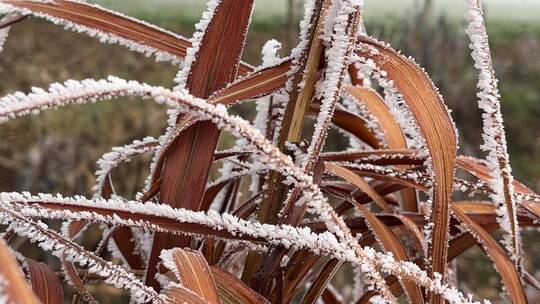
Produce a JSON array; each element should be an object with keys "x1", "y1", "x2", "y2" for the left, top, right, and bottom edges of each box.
[
  {"x1": 345, "y1": 85, "x2": 418, "y2": 211},
  {"x1": 148, "y1": 0, "x2": 255, "y2": 289},
  {"x1": 1, "y1": 0, "x2": 189, "y2": 61},
  {"x1": 162, "y1": 248, "x2": 220, "y2": 304},
  {"x1": 452, "y1": 204, "x2": 527, "y2": 303},
  {"x1": 357, "y1": 37, "x2": 457, "y2": 301},
  {"x1": 210, "y1": 266, "x2": 270, "y2": 304},
  {"x1": 26, "y1": 259, "x2": 64, "y2": 304},
  {"x1": 354, "y1": 204, "x2": 424, "y2": 304}
]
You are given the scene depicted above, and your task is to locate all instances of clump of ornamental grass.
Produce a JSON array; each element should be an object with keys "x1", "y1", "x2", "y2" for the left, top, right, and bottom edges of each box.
[{"x1": 0, "y1": 0, "x2": 538, "y2": 303}]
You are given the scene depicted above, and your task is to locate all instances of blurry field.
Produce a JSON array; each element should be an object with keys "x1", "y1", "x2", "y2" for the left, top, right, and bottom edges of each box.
[
  {"x1": 89, "y1": 0, "x2": 540, "y2": 25},
  {"x1": 0, "y1": 1, "x2": 539, "y2": 302}
]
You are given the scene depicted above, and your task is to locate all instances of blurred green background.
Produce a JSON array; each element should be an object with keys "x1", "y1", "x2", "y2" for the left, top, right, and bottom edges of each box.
[{"x1": 0, "y1": 0, "x2": 538, "y2": 302}]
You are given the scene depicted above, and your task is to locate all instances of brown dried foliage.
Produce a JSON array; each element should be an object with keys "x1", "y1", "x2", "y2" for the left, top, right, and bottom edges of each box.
[{"x1": 0, "y1": 0, "x2": 538, "y2": 303}]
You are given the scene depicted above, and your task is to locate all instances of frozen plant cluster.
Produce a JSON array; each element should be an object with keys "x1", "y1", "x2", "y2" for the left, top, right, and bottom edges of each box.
[{"x1": 0, "y1": 0, "x2": 534, "y2": 303}]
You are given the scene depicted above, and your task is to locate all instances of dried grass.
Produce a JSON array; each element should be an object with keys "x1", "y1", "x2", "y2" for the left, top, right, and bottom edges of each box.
[{"x1": 0, "y1": 0, "x2": 537, "y2": 303}]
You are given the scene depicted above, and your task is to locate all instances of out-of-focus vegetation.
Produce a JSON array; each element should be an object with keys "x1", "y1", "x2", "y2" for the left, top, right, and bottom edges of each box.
[{"x1": 0, "y1": 1, "x2": 538, "y2": 302}]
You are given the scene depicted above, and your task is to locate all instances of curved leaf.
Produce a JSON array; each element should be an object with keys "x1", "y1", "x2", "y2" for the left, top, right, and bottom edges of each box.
[
  {"x1": 148, "y1": 0, "x2": 255, "y2": 288},
  {"x1": 210, "y1": 60, "x2": 291, "y2": 105},
  {"x1": 322, "y1": 149, "x2": 423, "y2": 165},
  {"x1": 165, "y1": 286, "x2": 210, "y2": 304},
  {"x1": 357, "y1": 37, "x2": 457, "y2": 298},
  {"x1": 452, "y1": 204, "x2": 527, "y2": 303},
  {"x1": 354, "y1": 204, "x2": 425, "y2": 304},
  {"x1": 163, "y1": 248, "x2": 220, "y2": 304},
  {"x1": 1, "y1": 0, "x2": 188, "y2": 60},
  {"x1": 325, "y1": 163, "x2": 392, "y2": 212},
  {"x1": 309, "y1": 105, "x2": 382, "y2": 149},
  {"x1": 0, "y1": 239, "x2": 38, "y2": 303},
  {"x1": 26, "y1": 258, "x2": 64, "y2": 304},
  {"x1": 301, "y1": 259, "x2": 343, "y2": 304},
  {"x1": 0, "y1": 0, "x2": 254, "y2": 74},
  {"x1": 26, "y1": 200, "x2": 264, "y2": 243},
  {"x1": 211, "y1": 266, "x2": 269, "y2": 304},
  {"x1": 345, "y1": 85, "x2": 418, "y2": 211}
]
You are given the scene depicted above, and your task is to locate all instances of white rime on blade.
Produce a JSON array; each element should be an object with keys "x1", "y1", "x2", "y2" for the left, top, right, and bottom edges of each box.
[
  {"x1": 353, "y1": 51, "x2": 442, "y2": 250},
  {"x1": 303, "y1": 0, "x2": 359, "y2": 169},
  {"x1": 250, "y1": 39, "x2": 282, "y2": 194},
  {"x1": 0, "y1": 192, "x2": 487, "y2": 304},
  {"x1": 0, "y1": 14, "x2": 17, "y2": 53},
  {"x1": 94, "y1": 137, "x2": 159, "y2": 198},
  {"x1": 0, "y1": 206, "x2": 167, "y2": 304},
  {"x1": 341, "y1": 92, "x2": 387, "y2": 150},
  {"x1": 0, "y1": 1, "x2": 186, "y2": 64},
  {"x1": 0, "y1": 274, "x2": 9, "y2": 304},
  {"x1": 0, "y1": 74, "x2": 461, "y2": 302},
  {"x1": 464, "y1": 0, "x2": 521, "y2": 265},
  {"x1": 173, "y1": 0, "x2": 221, "y2": 89},
  {"x1": 0, "y1": 76, "x2": 179, "y2": 124},
  {"x1": 287, "y1": 0, "x2": 316, "y2": 86},
  {"x1": 270, "y1": 0, "x2": 317, "y2": 141},
  {"x1": 354, "y1": 55, "x2": 427, "y2": 153}
]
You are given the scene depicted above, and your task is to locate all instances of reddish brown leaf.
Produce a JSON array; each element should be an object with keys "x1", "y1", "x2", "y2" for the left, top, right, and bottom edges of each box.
[
  {"x1": 321, "y1": 287, "x2": 343, "y2": 304},
  {"x1": 111, "y1": 226, "x2": 144, "y2": 270},
  {"x1": 28, "y1": 200, "x2": 264, "y2": 243},
  {"x1": 211, "y1": 266, "x2": 270, "y2": 304},
  {"x1": 357, "y1": 37, "x2": 457, "y2": 300},
  {"x1": 1, "y1": 0, "x2": 256, "y2": 74},
  {"x1": 308, "y1": 105, "x2": 381, "y2": 149},
  {"x1": 353, "y1": 204, "x2": 424, "y2": 304},
  {"x1": 344, "y1": 167, "x2": 428, "y2": 192},
  {"x1": 322, "y1": 149, "x2": 424, "y2": 165},
  {"x1": 394, "y1": 214, "x2": 427, "y2": 256},
  {"x1": 521, "y1": 201, "x2": 540, "y2": 220},
  {"x1": 62, "y1": 262, "x2": 96, "y2": 303},
  {"x1": 61, "y1": 222, "x2": 96, "y2": 303},
  {"x1": 164, "y1": 248, "x2": 220, "y2": 304},
  {"x1": 452, "y1": 204, "x2": 527, "y2": 303},
  {"x1": 457, "y1": 156, "x2": 540, "y2": 220},
  {"x1": 301, "y1": 259, "x2": 343, "y2": 304},
  {"x1": 100, "y1": 175, "x2": 145, "y2": 271},
  {"x1": 345, "y1": 85, "x2": 418, "y2": 211},
  {"x1": 2, "y1": 0, "x2": 189, "y2": 57},
  {"x1": 201, "y1": 176, "x2": 241, "y2": 212},
  {"x1": 0, "y1": 14, "x2": 25, "y2": 28},
  {"x1": 356, "y1": 276, "x2": 404, "y2": 304},
  {"x1": 26, "y1": 259, "x2": 64, "y2": 304},
  {"x1": 325, "y1": 163, "x2": 392, "y2": 212},
  {"x1": 457, "y1": 156, "x2": 532, "y2": 194},
  {"x1": 358, "y1": 221, "x2": 499, "y2": 302},
  {"x1": 210, "y1": 60, "x2": 291, "y2": 106},
  {"x1": 147, "y1": 0, "x2": 255, "y2": 289},
  {"x1": 0, "y1": 239, "x2": 38, "y2": 303},
  {"x1": 345, "y1": 86, "x2": 407, "y2": 149},
  {"x1": 283, "y1": 251, "x2": 321, "y2": 301},
  {"x1": 347, "y1": 62, "x2": 363, "y2": 86},
  {"x1": 164, "y1": 286, "x2": 210, "y2": 304},
  {"x1": 523, "y1": 272, "x2": 540, "y2": 292}
]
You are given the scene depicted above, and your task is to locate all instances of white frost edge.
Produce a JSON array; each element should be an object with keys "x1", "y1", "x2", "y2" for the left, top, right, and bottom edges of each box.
[
  {"x1": 463, "y1": 0, "x2": 521, "y2": 263},
  {"x1": 0, "y1": 1, "x2": 184, "y2": 64}
]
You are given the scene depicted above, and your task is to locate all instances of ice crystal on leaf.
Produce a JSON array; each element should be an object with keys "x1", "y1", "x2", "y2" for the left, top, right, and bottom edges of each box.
[
  {"x1": 0, "y1": 1, "x2": 187, "y2": 64},
  {"x1": 0, "y1": 0, "x2": 533, "y2": 302},
  {"x1": 94, "y1": 136, "x2": 159, "y2": 198},
  {"x1": 173, "y1": 0, "x2": 221, "y2": 89},
  {"x1": 304, "y1": 0, "x2": 360, "y2": 169},
  {"x1": 0, "y1": 14, "x2": 16, "y2": 53},
  {"x1": 464, "y1": 0, "x2": 521, "y2": 265}
]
